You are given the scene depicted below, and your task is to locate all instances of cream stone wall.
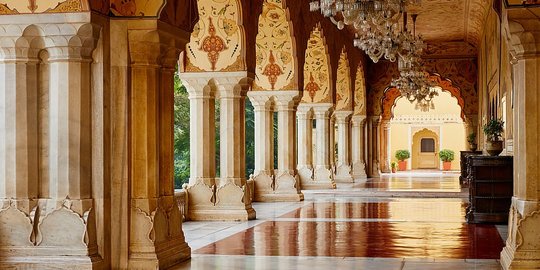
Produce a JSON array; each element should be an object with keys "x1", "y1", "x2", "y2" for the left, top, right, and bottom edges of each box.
[{"x1": 389, "y1": 88, "x2": 466, "y2": 171}]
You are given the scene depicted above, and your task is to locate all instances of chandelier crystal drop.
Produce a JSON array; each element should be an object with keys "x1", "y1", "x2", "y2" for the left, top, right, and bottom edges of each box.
[{"x1": 310, "y1": 0, "x2": 421, "y2": 63}]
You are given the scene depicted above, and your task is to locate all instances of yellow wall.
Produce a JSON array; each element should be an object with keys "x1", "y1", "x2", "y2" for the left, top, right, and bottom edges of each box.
[{"x1": 389, "y1": 88, "x2": 466, "y2": 170}]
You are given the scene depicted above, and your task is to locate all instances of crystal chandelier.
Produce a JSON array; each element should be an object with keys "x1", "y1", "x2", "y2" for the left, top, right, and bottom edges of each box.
[
  {"x1": 390, "y1": 13, "x2": 437, "y2": 110},
  {"x1": 309, "y1": 0, "x2": 421, "y2": 63}
]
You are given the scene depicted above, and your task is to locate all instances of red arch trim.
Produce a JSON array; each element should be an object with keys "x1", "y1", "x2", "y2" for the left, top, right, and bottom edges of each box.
[{"x1": 380, "y1": 73, "x2": 466, "y2": 121}]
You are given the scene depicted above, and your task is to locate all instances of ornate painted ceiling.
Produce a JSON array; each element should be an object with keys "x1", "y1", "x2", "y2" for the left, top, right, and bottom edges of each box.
[{"x1": 406, "y1": 0, "x2": 490, "y2": 49}]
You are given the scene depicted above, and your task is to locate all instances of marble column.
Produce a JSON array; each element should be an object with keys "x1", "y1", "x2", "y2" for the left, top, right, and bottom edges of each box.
[
  {"x1": 181, "y1": 74, "x2": 218, "y2": 220},
  {"x1": 351, "y1": 115, "x2": 367, "y2": 180},
  {"x1": 309, "y1": 104, "x2": 336, "y2": 189},
  {"x1": 500, "y1": 17, "x2": 540, "y2": 270},
  {"x1": 329, "y1": 116, "x2": 336, "y2": 171},
  {"x1": 0, "y1": 37, "x2": 41, "y2": 264},
  {"x1": 334, "y1": 111, "x2": 354, "y2": 183},
  {"x1": 127, "y1": 27, "x2": 190, "y2": 268},
  {"x1": 296, "y1": 104, "x2": 314, "y2": 188},
  {"x1": 0, "y1": 22, "x2": 106, "y2": 269},
  {"x1": 273, "y1": 91, "x2": 303, "y2": 201},
  {"x1": 379, "y1": 120, "x2": 391, "y2": 173},
  {"x1": 184, "y1": 76, "x2": 216, "y2": 186},
  {"x1": 368, "y1": 116, "x2": 381, "y2": 177},
  {"x1": 247, "y1": 91, "x2": 275, "y2": 201},
  {"x1": 214, "y1": 72, "x2": 256, "y2": 220}
]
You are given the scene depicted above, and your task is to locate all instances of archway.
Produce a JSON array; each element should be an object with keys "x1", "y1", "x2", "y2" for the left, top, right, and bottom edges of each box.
[{"x1": 388, "y1": 87, "x2": 466, "y2": 171}]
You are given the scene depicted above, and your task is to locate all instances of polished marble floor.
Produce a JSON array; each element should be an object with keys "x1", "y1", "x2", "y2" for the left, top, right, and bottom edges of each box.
[{"x1": 174, "y1": 172, "x2": 505, "y2": 270}]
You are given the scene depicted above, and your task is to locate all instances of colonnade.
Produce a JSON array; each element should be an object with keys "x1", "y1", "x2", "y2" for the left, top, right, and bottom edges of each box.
[
  {"x1": 181, "y1": 72, "x2": 255, "y2": 221},
  {"x1": 0, "y1": 14, "x2": 194, "y2": 268}
]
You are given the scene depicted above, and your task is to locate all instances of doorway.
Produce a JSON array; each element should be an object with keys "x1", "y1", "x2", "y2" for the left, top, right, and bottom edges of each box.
[{"x1": 412, "y1": 129, "x2": 439, "y2": 169}]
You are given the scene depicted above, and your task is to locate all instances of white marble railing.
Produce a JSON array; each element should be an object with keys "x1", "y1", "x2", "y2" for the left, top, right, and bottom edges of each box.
[{"x1": 391, "y1": 114, "x2": 462, "y2": 124}]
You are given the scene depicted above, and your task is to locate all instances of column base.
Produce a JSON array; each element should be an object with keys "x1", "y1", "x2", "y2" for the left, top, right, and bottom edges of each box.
[
  {"x1": 334, "y1": 164, "x2": 354, "y2": 183},
  {"x1": 252, "y1": 172, "x2": 304, "y2": 202},
  {"x1": 500, "y1": 198, "x2": 540, "y2": 270},
  {"x1": 0, "y1": 199, "x2": 103, "y2": 269},
  {"x1": 185, "y1": 178, "x2": 256, "y2": 221},
  {"x1": 303, "y1": 167, "x2": 336, "y2": 190},
  {"x1": 352, "y1": 162, "x2": 367, "y2": 183},
  {"x1": 129, "y1": 196, "x2": 191, "y2": 269},
  {"x1": 297, "y1": 165, "x2": 314, "y2": 190},
  {"x1": 0, "y1": 255, "x2": 104, "y2": 270}
]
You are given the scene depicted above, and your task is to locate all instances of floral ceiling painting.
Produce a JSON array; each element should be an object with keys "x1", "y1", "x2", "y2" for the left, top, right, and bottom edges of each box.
[
  {"x1": 301, "y1": 25, "x2": 331, "y2": 103},
  {"x1": 354, "y1": 65, "x2": 366, "y2": 115},
  {"x1": 254, "y1": 0, "x2": 295, "y2": 91},
  {"x1": 185, "y1": 0, "x2": 244, "y2": 72},
  {"x1": 335, "y1": 48, "x2": 352, "y2": 111},
  {"x1": 0, "y1": 0, "x2": 87, "y2": 14}
]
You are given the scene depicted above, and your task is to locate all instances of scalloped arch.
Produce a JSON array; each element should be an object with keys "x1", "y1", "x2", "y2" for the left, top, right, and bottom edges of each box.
[{"x1": 380, "y1": 73, "x2": 466, "y2": 121}]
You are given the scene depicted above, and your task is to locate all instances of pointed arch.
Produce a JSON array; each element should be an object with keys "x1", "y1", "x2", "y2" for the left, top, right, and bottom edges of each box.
[
  {"x1": 184, "y1": 0, "x2": 245, "y2": 72},
  {"x1": 353, "y1": 63, "x2": 366, "y2": 115},
  {"x1": 380, "y1": 73, "x2": 466, "y2": 121},
  {"x1": 301, "y1": 24, "x2": 332, "y2": 103},
  {"x1": 253, "y1": 0, "x2": 297, "y2": 91},
  {"x1": 335, "y1": 47, "x2": 352, "y2": 111}
]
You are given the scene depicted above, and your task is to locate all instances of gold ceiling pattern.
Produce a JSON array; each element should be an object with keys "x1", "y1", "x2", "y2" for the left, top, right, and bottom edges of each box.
[
  {"x1": 406, "y1": 0, "x2": 491, "y2": 48},
  {"x1": 354, "y1": 65, "x2": 366, "y2": 115},
  {"x1": 301, "y1": 24, "x2": 331, "y2": 103},
  {"x1": 335, "y1": 48, "x2": 352, "y2": 111},
  {"x1": 254, "y1": 0, "x2": 296, "y2": 91}
]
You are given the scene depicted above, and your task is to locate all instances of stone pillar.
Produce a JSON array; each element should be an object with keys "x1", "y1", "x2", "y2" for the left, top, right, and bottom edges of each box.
[
  {"x1": 247, "y1": 91, "x2": 275, "y2": 201},
  {"x1": 500, "y1": 17, "x2": 540, "y2": 270},
  {"x1": 379, "y1": 120, "x2": 391, "y2": 173},
  {"x1": 368, "y1": 116, "x2": 381, "y2": 177},
  {"x1": 127, "y1": 28, "x2": 190, "y2": 268},
  {"x1": 334, "y1": 111, "x2": 354, "y2": 183},
  {"x1": 309, "y1": 104, "x2": 336, "y2": 189},
  {"x1": 0, "y1": 22, "x2": 106, "y2": 269},
  {"x1": 184, "y1": 76, "x2": 216, "y2": 186},
  {"x1": 297, "y1": 104, "x2": 314, "y2": 188},
  {"x1": 181, "y1": 74, "x2": 218, "y2": 220},
  {"x1": 351, "y1": 115, "x2": 367, "y2": 180},
  {"x1": 329, "y1": 116, "x2": 336, "y2": 171},
  {"x1": 214, "y1": 72, "x2": 256, "y2": 220},
  {"x1": 273, "y1": 91, "x2": 303, "y2": 201}
]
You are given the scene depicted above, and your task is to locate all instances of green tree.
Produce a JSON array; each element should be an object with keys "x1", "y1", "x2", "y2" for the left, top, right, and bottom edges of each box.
[{"x1": 173, "y1": 72, "x2": 190, "y2": 188}]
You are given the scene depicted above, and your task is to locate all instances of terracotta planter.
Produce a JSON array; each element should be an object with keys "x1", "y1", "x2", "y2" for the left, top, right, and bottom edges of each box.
[
  {"x1": 442, "y1": 161, "x2": 452, "y2": 171},
  {"x1": 391, "y1": 167, "x2": 397, "y2": 173},
  {"x1": 486, "y1": 140, "x2": 503, "y2": 156},
  {"x1": 398, "y1": 160, "x2": 407, "y2": 171}
]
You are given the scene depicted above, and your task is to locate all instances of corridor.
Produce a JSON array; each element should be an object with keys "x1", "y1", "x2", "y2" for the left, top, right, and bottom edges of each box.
[{"x1": 175, "y1": 173, "x2": 505, "y2": 270}]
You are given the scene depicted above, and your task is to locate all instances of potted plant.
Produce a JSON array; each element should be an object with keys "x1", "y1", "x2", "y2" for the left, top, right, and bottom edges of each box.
[
  {"x1": 439, "y1": 149, "x2": 455, "y2": 171},
  {"x1": 467, "y1": 132, "x2": 477, "y2": 151},
  {"x1": 483, "y1": 118, "x2": 505, "y2": 156},
  {"x1": 395, "y1": 150, "x2": 410, "y2": 171},
  {"x1": 390, "y1": 161, "x2": 397, "y2": 173}
]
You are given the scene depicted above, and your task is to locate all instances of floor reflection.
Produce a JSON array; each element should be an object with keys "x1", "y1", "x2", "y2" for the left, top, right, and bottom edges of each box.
[
  {"x1": 194, "y1": 220, "x2": 504, "y2": 259},
  {"x1": 355, "y1": 174, "x2": 461, "y2": 192},
  {"x1": 280, "y1": 199, "x2": 467, "y2": 222}
]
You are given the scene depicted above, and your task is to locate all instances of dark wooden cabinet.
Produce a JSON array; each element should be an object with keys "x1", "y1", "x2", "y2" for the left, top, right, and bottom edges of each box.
[
  {"x1": 460, "y1": 151, "x2": 482, "y2": 187},
  {"x1": 466, "y1": 155, "x2": 513, "y2": 224}
]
